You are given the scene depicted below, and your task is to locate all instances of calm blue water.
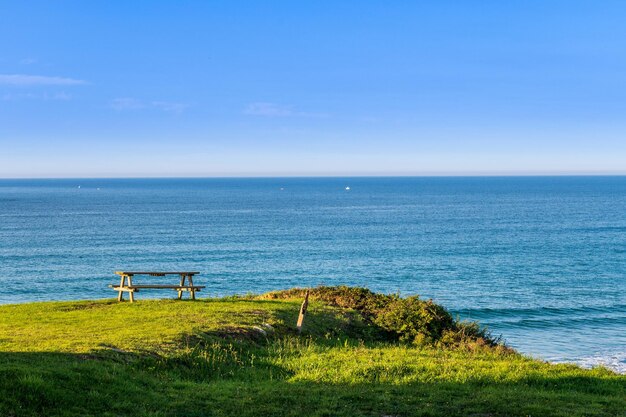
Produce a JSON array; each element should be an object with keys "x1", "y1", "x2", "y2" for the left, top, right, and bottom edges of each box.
[{"x1": 0, "y1": 177, "x2": 625, "y2": 372}]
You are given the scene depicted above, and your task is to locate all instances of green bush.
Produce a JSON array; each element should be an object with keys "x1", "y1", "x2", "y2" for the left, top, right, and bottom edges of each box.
[
  {"x1": 262, "y1": 285, "x2": 392, "y2": 318},
  {"x1": 261, "y1": 286, "x2": 499, "y2": 348},
  {"x1": 373, "y1": 297, "x2": 454, "y2": 344}
]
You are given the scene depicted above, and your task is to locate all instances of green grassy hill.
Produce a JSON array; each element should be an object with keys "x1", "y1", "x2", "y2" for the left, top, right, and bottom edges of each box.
[{"x1": 0, "y1": 287, "x2": 623, "y2": 417}]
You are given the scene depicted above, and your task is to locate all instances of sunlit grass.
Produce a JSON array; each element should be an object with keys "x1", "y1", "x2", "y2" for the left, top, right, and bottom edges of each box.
[{"x1": 0, "y1": 293, "x2": 623, "y2": 417}]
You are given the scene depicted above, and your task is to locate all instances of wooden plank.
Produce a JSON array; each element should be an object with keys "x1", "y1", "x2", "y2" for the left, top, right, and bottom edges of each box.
[
  {"x1": 128, "y1": 275, "x2": 135, "y2": 303},
  {"x1": 124, "y1": 285, "x2": 205, "y2": 289},
  {"x1": 188, "y1": 274, "x2": 196, "y2": 300},
  {"x1": 110, "y1": 287, "x2": 137, "y2": 292},
  {"x1": 117, "y1": 274, "x2": 126, "y2": 301},
  {"x1": 110, "y1": 285, "x2": 204, "y2": 290},
  {"x1": 178, "y1": 274, "x2": 186, "y2": 300},
  {"x1": 115, "y1": 271, "x2": 199, "y2": 276}
]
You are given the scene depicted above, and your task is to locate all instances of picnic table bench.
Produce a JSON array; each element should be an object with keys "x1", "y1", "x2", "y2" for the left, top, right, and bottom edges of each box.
[{"x1": 109, "y1": 271, "x2": 205, "y2": 302}]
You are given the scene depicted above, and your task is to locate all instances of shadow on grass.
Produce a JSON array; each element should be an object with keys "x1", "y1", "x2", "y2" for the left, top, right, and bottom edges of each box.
[
  {"x1": 186, "y1": 298, "x2": 392, "y2": 345},
  {"x1": 0, "y1": 351, "x2": 624, "y2": 417}
]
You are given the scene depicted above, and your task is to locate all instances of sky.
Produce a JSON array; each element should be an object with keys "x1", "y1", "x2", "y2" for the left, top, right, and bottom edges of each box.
[{"x1": 1, "y1": 1, "x2": 626, "y2": 177}]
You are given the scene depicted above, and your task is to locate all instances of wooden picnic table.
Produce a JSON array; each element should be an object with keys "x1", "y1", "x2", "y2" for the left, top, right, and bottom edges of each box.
[{"x1": 109, "y1": 271, "x2": 205, "y2": 302}]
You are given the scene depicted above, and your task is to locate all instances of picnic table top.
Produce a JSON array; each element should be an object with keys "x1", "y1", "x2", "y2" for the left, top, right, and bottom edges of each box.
[{"x1": 115, "y1": 271, "x2": 200, "y2": 276}]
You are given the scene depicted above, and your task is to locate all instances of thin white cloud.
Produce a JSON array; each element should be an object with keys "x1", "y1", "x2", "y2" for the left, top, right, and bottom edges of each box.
[
  {"x1": 19, "y1": 58, "x2": 38, "y2": 65},
  {"x1": 0, "y1": 74, "x2": 87, "y2": 86},
  {"x1": 2, "y1": 91, "x2": 72, "y2": 101},
  {"x1": 244, "y1": 102, "x2": 294, "y2": 117},
  {"x1": 52, "y1": 91, "x2": 72, "y2": 101},
  {"x1": 111, "y1": 98, "x2": 188, "y2": 113},
  {"x1": 111, "y1": 97, "x2": 145, "y2": 110},
  {"x1": 152, "y1": 101, "x2": 188, "y2": 114},
  {"x1": 244, "y1": 102, "x2": 328, "y2": 118}
]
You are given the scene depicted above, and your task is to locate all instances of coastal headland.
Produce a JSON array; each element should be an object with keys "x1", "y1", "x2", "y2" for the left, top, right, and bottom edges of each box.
[{"x1": 0, "y1": 287, "x2": 623, "y2": 416}]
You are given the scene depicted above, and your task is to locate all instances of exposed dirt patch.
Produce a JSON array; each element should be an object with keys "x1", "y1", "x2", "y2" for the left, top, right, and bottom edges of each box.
[{"x1": 55, "y1": 301, "x2": 115, "y2": 312}]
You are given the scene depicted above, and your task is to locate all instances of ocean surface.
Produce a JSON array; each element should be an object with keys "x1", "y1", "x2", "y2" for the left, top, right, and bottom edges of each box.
[{"x1": 0, "y1": 177, "x2": 624, "y2": 372}]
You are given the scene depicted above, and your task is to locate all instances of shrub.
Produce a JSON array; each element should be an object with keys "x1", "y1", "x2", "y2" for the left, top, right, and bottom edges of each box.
[
  {"x1": 438, "y1": 321, "x2": 505, "y2": 349},
  {"x1": 261, "y1": 286, "x2": 392, "y2": 318},
  {"x1": 262, "y1": 286, "x2": 500, "y2": 348},
  {"x1": 374, "y1": 297, "x2": 454, "y2": 344}
]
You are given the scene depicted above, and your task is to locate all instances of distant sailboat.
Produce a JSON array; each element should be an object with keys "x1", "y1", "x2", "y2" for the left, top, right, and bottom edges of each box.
[{"x1": 345, "y1": 186, "x2": 350, "y2": 191}]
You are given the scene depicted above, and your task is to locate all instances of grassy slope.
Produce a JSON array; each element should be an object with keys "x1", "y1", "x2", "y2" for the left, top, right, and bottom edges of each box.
[{"x1": 0, "y1": 297, "x2": 624, "y2": 417}]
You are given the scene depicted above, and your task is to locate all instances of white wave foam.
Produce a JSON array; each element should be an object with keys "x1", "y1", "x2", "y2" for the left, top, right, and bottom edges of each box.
[{"x1": 551, "y1": 352, "x2": 626, "y2": 374}]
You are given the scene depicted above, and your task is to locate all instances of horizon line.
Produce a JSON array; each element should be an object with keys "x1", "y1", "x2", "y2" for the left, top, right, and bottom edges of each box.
[{"x1": 1, "y1": 172, "x2": 626, "y2": 180}]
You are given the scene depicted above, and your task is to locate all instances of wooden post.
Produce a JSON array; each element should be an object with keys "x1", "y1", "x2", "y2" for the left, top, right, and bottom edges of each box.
[
  {"x1": 178, "y1": 274, "x2": 185, "y2": 300},
  {"x1": 117, "y1": 274, "x2": 126, "y2": 302},
  {"x1": 296, "y1": 290, "x2": 310, "y2": 332},
  {"x1": 127, "y1": 275, "x2": 134, "y2": 303},
  {"x1": 188, "y1": 274, "x2": 196, "y2": 300}
]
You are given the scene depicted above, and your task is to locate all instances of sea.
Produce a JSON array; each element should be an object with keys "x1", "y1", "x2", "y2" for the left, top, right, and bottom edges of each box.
[{"x1": 0, "y1": 177, "x2": 624, "y2": 373}]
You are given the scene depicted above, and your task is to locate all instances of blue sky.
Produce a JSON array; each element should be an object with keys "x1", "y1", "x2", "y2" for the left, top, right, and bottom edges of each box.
[{"x1": 1, "y1": 1, "x2": 626, "y2": 177}]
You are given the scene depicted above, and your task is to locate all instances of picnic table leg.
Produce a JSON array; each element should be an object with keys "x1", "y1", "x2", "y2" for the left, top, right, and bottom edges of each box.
[
  {"x1": 188, "y1": 275, "x2": 196, "y2": 300},
  {"x1": 117, "y1": 274, "x2": 126, "y2": 302},
  {"x1": 178, "y1": 274, "x2": 185, "y2": 300},
  {"x1": 127, "y1": 275, "x2": 135, "y2": 303}
]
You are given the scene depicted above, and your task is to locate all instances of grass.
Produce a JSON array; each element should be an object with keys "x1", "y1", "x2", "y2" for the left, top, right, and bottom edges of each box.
[{"x1": 0, "y1": 289, "x2": 624, "y2": 417}]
